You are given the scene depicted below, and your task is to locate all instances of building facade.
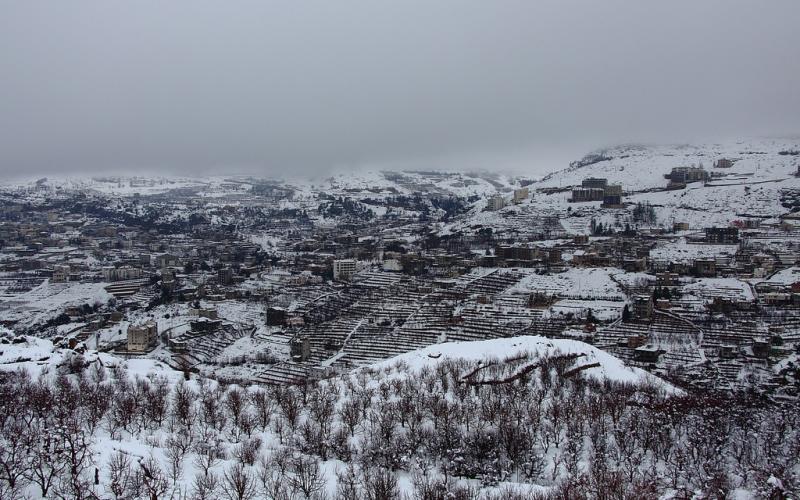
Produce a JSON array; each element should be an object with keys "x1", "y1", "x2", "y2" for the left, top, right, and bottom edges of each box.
[
  {"x1": 333, "y1": 259, "x2": 357, "y2": 281},
  {"x1": 127, "y1": 320, "x2": 158, "y2": 352}
]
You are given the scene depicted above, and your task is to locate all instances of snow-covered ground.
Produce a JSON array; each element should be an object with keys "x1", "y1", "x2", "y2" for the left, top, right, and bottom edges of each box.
[
  {"x1": 0, "y1": 332, "x2": 679, "y2": 499},
  {"x1": 682, "y1": 278, "x2": 755, "y2": 304},
  {"x1": 0, "y1": 280, "x2": 113, "y2": 326},
  {"x1": 370, "y1": 335, "x2": 679, "y2": 393},
  {"x1": 506, "y1": 267, "x2": 625, "y2": 299},
  {"x1": 649, "y1": 239, "x2": 738, "y2": 263}
]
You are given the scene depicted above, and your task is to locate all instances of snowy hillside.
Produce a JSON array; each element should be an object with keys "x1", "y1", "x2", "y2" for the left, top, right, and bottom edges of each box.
[
  {"x1": 531, "y1": 138, "x2": 800, "y2": 230},
  {"x1": 539, "y1": 139, "x2": 800, "y2": 192},
  {"x1": 0, "y1": 331, "x2": 689, "y2": 499},
  {"x1": 368, "y1": 335, "x2": 678, "y2": 392}
]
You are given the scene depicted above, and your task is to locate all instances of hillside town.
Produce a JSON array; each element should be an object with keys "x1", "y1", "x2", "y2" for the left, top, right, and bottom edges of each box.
[
  {"x1": 1, "y1": 140, "x2": 800, "y2": 499},
  {"x1": 2, "y1": 140, "x2": 799, "y2": 399},
  {"x1": 3, "y1": 0, "x2": 800, "y2": 496}
]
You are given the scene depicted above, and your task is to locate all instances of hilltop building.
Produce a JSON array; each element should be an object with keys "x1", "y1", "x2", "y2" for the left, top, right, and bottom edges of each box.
[
  {"x1": 666, "y1": 166, "x2": 708, "y2": 189},
  {"x1": 582, "y1": 177, "x2": 608, "y2": 189},
  {"x1": 714, "y1": 158, "x2": 733, "y2": 169}
]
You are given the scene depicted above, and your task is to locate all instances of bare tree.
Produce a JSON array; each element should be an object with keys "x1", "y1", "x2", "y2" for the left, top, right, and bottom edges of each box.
[
  {"x1": 221, "y1": 462, "x2": 257, "y2": 500},
  {"x1": 256, "y1": 453, "x2": 291, "y2": 500},
  {"x1": 251, "y1": 389, "x2": 275, "y2": 431},
  {"x1": 165, "y1": 431, "x2": 193, "y2": 485},
  {"x1": 107, "y1": 450, "x2": 137, "y2": 499},
  {"x1": 287, "y1": 454, "x2": 327, "y2": 499},
  {"x1": 276, "y1": 386, "x2": 302, "y2": 432},
  {"x1": 0, "y1": 416, "x2": 31, "y2": 493},
  {"x1": 338, "y1": 398, "x2": 362, "y2": 437},
  {"x1": 190, "y1": 470, "x2": 220, "y2": 500},
  {"x1": 170, "y1": 380, "x2": 196, "y2": 432},
  {"x1": 225, "y1": 386, "x2": 247, "y2": 439},
  {"x1": 358, "y1": 465, "x2": 399, "y2": 500},
  {"x1": 233, "y1": 437, "x2": 263, "y2": 466},
  {"x1": 139, "y1": 454, "x2": 169, "y2": 500},
  {"x1": 194, "y1": 437, "x2": 225, "y2": 477}
]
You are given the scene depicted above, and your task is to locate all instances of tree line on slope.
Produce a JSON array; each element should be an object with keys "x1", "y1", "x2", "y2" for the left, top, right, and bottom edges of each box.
[{"x1": 0, "y1": 348, "x2": 798, "y2": 499}]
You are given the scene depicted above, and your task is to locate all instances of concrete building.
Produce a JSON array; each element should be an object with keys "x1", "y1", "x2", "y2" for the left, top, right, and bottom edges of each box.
[
  {"x1": 218, "y1": 267, "x2": 234, "y2": 285},
  {"x1": 127, "y1": 320, "x2": 158, "y2": 352},
  {"x1": 571, "y1": 188, "x2": 605, "y2": 202},
  {"x1": 632, "y1": 295, "x2": 653, "y2": 321},
  {"x1": 154, "y1": 253, "x2": 181, "y2": 268},
  {"x1": 333, "y1": 259, "x2": 357, "y2": 281},
  {"x1": 694, "y1": 258, "x2": 717, "y2": 277},
  {"x1": 189, "y1": 308, "x2": 218, "y2": 319},
  {"x1": 667, "y1": 166, "x2": 708, "y2": 185},
  {"x1": 601, "y1": 184, "x2": 624, "y2": 207},
  {"x1": 582, "y1": 177, "x2": 608, "y2": 189},
  {"x1": 705, "y1": 227, "x2": 739, "y2": 244},
  {"x1": 52, "y1": 264, "x2": 70, "y2": 283},
  {"x1": 487, "y1": 195, "x2": 507, "y2": 211},
  {"x1": 512, "y1": 188, "x2": 529, "y2": 204},
  {"x1": 714, "y1": 158, "x2": 733, "y2": 169},
  {"x1": 102, "y1": 265, "x2": 143, "y2": 281},
  {"x1": 290, "y1": 336, "x2": 311, "y2": 361},
  {"x1": 266, "y1": 306, "x2": 286, "y2": 326}
]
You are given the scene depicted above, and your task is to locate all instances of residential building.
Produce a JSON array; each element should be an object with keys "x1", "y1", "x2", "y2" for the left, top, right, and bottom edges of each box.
[
  {"x1": 601, "y1": 184, "x2": 624, "y2": 207},
  {"x1": 571, "y1": 188, "x2": 605, "y2": 202},
  {"x1": 290, "y1": 336, "x2": 311, "y2": 361},
  {"x1": 127, "y1": 321, "x2": 158, "y2": 352},
  {"x1": 102, "y1": 265, "x2": 143, "y2": 281},
  {"x1": 714, "y1": 158, "x2": 733, "y2": 169},
  {"x1": 333, "y1": 259, "x2": 357, "y2": 281},
  {"x1": 52, "y1": 264, "x2": 70, "y2": 283},
  {"x1": 512, "y1": 188, "x2": 529, "y2": 204},
  {"x1": 705, "y1": 227, "x2": 739, "y2": 244},
  {"x1": 632, "y1": 295, "x2": 653, "y2": 320},
  {"x1": 666, "y1": 166, "x2": 708, "y2": 184},
  {"x1": 582, "y1": 177, "x2": 608, "y2": 189},
  {"x1": 218, "y1": 267, "x2": 234, "y2": 285},
  {"x1": 487, "y1": 195, "x2": 507, "y2": 211}
]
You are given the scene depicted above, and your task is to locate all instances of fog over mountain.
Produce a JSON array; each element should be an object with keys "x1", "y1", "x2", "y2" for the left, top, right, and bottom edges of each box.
[{"x1": 1, "y1": 0, "x2": 799, "y2": 177}]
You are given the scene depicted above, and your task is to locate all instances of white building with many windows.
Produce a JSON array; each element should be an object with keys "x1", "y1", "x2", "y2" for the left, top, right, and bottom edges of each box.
[{"x1": 333, "y1": 259, "x2": 357, "y2": 281}]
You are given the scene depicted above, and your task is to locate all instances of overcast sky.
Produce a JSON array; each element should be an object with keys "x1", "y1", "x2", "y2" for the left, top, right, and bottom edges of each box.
[{"x1": 1, "y1": 1, "x2": 799, "y2": 178}]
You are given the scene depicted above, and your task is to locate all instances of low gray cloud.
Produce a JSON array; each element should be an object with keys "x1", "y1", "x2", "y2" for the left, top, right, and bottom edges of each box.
[{"x1": 1, "y1": 0, "x2": 798, "y2": 178}]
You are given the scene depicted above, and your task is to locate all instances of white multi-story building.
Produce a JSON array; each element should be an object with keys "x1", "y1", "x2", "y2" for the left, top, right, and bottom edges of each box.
[
  {"x1": 487, "y1": 195, "x2": 507, "y2": 211},
  {"x1": 333, "y1": 259, "x2": 357, "y2": 281},
  {"x1": 127, "y1": 320, "x2": 158, "y2": 352},
  {"x1": 102, "y1": 265, "x2": 143, "y2": 282}
]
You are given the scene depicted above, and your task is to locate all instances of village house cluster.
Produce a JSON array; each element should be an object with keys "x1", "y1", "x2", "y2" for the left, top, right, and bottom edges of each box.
[{"x1": 0, "y1": 163, "x2": 798, "y2": 399}]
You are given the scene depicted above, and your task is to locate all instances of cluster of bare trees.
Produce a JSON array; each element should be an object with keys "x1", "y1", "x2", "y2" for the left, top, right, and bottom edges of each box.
[{"x1": 1, "y1": 349, "x2": 799, "y2": 499}]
